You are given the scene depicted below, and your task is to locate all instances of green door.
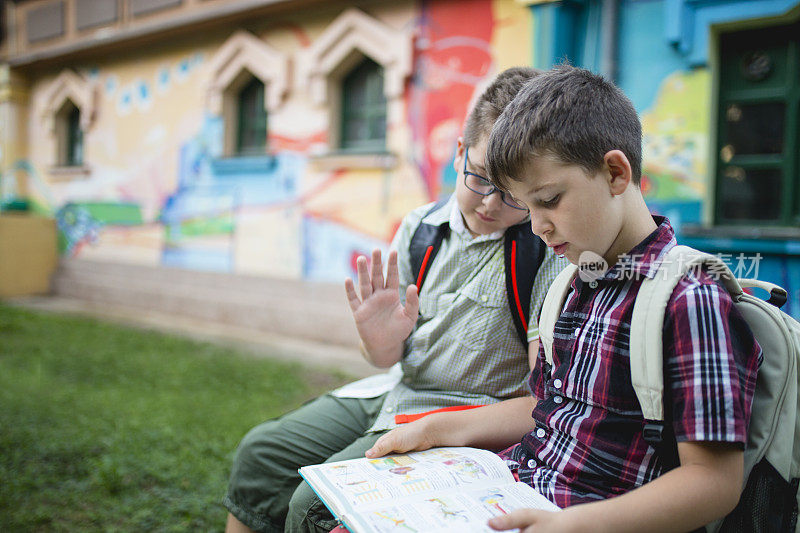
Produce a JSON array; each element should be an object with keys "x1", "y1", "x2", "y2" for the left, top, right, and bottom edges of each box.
[{"x1": 716, "y1": 21, "x2": 800, "y2": 227}]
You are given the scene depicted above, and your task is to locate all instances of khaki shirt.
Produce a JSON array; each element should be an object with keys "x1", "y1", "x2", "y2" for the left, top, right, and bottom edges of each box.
[{"x1": 365, "y1": 195, "x2": 568, "y2": 431}]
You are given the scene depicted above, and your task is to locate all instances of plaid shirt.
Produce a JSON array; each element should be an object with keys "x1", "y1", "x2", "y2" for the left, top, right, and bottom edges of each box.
[
  {"x1": 366, "y1": 195, "x2": 568, "y2": 431},
  {"x1": 501, "y1": 216, "x2": 761, "y2": 507}
]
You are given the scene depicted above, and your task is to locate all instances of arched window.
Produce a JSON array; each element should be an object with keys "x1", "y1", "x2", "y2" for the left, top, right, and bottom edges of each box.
[
  {"x1": 340, "y1": 58, "x2": 386, "y2": 152},
  {"x1": 236, "y1": 77, "x2": 267, "y2": 156},
  {"x1": 205, "y1": 31, "x2": 288, "y2": 157},
  {"x1": 40, "y1": 70, "x2": 94, "y2": 174},
  {"x1": 301, "y1": 9, "x2": 411, "y2": 156},
  {"x1": 57, "y1": 100, "x2": 83, "y2": 167}
]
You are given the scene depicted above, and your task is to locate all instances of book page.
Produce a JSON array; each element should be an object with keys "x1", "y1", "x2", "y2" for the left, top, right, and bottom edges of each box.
[
  {"x1": 342, "y1": 481, "x2": 559, "y2": 533},
  {"x1": 299, "y1": 447, "x2": 517, "y2": 518}
]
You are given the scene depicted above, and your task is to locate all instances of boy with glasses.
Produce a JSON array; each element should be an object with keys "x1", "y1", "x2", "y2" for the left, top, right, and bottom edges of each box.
[
  {"x1": 223, "y1": 67, "x2": 568, "y2": 533},
  {"x1": 365, "y1": 65, "x2": 761, "y2": 532}
]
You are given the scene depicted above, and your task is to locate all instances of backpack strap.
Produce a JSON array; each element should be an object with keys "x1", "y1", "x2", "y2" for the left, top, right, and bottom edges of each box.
[
  {"x1": 408, "y1": 199, "x2": 450, "y2": 291},
  {"x1": 504, "y1": 222, "x2": 548, "y2": 347},
  {"x1": 630, "y1": 244, "x2": 743, "y2": 422},
  {"x1": 738, "y1": 278, "x2": 789, "y2": 309},
  {"x1": 629, "y1": 245, "x2": 744, "y2": 469},
  {"x1": 539, "y1": 264, "x2": 578, "y2": 367}
]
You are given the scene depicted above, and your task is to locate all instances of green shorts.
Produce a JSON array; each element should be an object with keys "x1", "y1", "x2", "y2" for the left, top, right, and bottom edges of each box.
[{"x1": 223, "y1": 393, "x2": 388, "y2": 533}]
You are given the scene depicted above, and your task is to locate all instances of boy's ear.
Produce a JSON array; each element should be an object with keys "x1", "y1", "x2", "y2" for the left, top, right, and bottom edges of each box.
[
  {"x1": 603, "y1": 150, "x2": 632, "y2": 196},
  {"x1": 453, "y1": 137, "x2": 465, "y2": 173}
]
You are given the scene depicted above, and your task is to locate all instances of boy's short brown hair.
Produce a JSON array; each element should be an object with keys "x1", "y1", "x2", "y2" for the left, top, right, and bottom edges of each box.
[
  {"x1": 486, "y1": 64, "x2": 642, "y2": 188},
  {"x1": 463, "y1": 66, "x2": 541, "y2": 148}
]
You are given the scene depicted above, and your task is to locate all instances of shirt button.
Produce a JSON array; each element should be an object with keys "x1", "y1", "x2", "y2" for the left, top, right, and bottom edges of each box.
[
  {"x1": 481, "y1": 295, "x2": 488, "y2": 302},
  {"x1": 385, "y1": 407, "x2": 394, "y2": 413},
  {"x1": 536, "y1": 428, "x2": 546, "y2": 439},
  {"x1": 527, "y1": 459, "x2": 536, "y2": 468},
  {"x1": 589, "y1": 280, "x2": 598, "y2": 288},
  {"x1": 553, "y1": 395, "x2": 563, "y2": 405},
  {"x1": 573, "y1": 327, "x2": 580, "y2": 337},
  {"x1": 553, "y1": 378, "x2": 563, "y2": 389}
]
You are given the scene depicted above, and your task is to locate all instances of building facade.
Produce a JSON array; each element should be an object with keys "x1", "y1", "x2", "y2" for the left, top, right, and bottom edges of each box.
[{"x1": 1, "y1": 0, "x2": 798, "y2": 342}]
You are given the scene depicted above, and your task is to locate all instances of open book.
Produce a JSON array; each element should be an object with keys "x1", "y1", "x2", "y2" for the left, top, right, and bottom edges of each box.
[{"x1": 299, "y1": 446, "x2": 559, "y2": 533}]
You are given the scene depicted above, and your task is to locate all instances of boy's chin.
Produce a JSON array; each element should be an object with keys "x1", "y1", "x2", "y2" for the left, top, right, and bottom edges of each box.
[
  {"x1": 472, "y1": 224, "x2": 506, "y2": 236},
  {"x1": 464, "y1": 216, "x2": 500, "y2": 236},
  {"x1": 561, "y1": 249, "x2": 581, "y2": 265}
]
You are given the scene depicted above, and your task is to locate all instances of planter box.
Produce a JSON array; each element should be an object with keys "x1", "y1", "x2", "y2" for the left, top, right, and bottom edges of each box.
[{"x1": 0, "y1": 214, "x2": 58, "y2": 297}]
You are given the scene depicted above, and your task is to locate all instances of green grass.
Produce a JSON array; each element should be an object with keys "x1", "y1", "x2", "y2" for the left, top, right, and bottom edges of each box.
[{"x1": 0, "y1": 303, "x2": 353, "y2": 531}]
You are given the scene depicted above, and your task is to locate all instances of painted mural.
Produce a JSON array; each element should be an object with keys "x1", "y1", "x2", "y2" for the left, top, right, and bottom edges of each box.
[
  {"x1": 5, "y1": 0, "x2": 532, "y2": 283},
  {"x1": 638, "y1": 70, "x2": 709, "y2": 231},
  {"x1": 640, "y1": 70, "x2": 709, "y2": 203},
  {"x1": 616, "y1": 0, "x2": 707, "y2": 227}
]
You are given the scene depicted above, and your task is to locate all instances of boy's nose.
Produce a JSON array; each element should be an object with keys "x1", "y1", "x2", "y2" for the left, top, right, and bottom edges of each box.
[
  {"x1": 482, "y1": 190, "x2": 504, "y2": 211},
  {"x1": 529, "y1": 209, "x2": 551, "y2": 238}
]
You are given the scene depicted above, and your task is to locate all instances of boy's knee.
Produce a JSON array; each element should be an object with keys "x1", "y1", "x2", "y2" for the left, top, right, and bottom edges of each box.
[
  {"x1": 229, "y1": 421, "x2": 279, "y2": 480},
  {"x1": 225, "y1": 421, "x2": 297, "y2": 532},
  {"x1": 286, "y1": 481, "x2": 338, "y2": 533},
  {"x1": 240, "y1": 419, "x2": 279, "y2": 449}
]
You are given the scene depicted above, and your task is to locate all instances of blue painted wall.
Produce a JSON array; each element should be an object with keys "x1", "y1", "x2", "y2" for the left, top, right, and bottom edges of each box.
[{"x1": 528, "y1": 0, "x2": 800, "y2": 319}]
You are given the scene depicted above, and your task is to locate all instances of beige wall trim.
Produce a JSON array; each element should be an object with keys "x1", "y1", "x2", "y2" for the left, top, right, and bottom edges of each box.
[
  {"x1": 0, "y1": 67, "x2": 31, "y2": 197},
  {"x1": 48, "y1": 165, "x2": 91, "y2": 179},
  {"x1": 206, "y1": 30, "x2": 290, "y2": 115},
  {"x1": 40, "y1": 68, "x2": 95, "y2": 133},
  {"x1": 8, "y1": 0, "x2": 310, "y2": 68},
  {"x1": 301, "y1": 7, "x2": 413, "y2": 105},
  {"x1": 0, "y1": 68, "x2": 30, "y2": 105},
  {"x1": 311, "y1": 151, "x2": 398, "y2": 171}
]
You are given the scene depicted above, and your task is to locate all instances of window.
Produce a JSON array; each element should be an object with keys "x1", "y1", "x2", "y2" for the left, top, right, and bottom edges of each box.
[
  {"x1": 56, "y1": 100, "x2": 83, "y2": 167},
  {"x1": 340, "y1": 57, "x2": 386, "y2": 152},
  {"x1": 236, "y1": 77, "x2": 267, "y2": 156},
  {"x1": 715, "y1": 21, "x2": 799, "y2": 226}
]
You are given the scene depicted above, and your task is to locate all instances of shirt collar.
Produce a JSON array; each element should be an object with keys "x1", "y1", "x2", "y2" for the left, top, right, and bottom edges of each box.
[
  {"x1": 602, "y1": 215, "x2": 677, "y2": 281},
  {"x1": 420, "y1": 196, "x2": 452, "y2": 226}
]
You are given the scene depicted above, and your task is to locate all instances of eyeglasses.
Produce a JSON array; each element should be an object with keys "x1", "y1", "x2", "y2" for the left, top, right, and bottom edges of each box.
[{"x1": 463, "y1": 146, "x2": 528, "y2": 211}]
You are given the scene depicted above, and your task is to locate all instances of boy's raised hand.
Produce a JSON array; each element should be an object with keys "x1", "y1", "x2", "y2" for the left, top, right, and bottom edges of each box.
[{"x1": 344, "y1": 249, "x2": 419, "y2": 368}]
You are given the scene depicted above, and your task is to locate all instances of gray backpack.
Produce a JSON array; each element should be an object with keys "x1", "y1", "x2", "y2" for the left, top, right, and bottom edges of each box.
[{"x1": 539, "y1": 245, "x2": 800, "y2": 532}]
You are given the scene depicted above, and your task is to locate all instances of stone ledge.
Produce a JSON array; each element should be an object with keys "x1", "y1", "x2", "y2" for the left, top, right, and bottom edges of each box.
[{"x1": 52, "y1": 257, "x2": 361, "y2": 348}]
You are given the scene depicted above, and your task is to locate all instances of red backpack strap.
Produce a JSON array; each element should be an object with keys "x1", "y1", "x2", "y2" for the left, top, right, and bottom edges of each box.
[
  {"x1": 408, "y1": 199, "x2": 449, "y2": 292},
  {"x1": 504, "y1": 222, "x2": 547, "y2": 347}
]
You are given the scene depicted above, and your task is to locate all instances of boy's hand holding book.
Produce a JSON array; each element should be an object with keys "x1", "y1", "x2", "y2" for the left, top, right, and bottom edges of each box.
[
  {"x1": 365, "y1": 415, "x2": 440, "y2": 458},
  {"x1": 487, "y1": 507, "x2": 580, "y2": 533}
]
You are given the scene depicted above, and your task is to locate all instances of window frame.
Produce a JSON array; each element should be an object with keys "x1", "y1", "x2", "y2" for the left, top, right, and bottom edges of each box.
[
  {"x1": 55, "y1": 99, "x2": 84, "y2": 168},
  {"x1": 714, "y1": 21, "x2": 800, "y2": 228},
  {"x1": 234, "y1": 76, "x2": 268, "y2": 157},
  {"x1": 65, "y1": 104, "x2": 83, "y2": 167},
  {"x1": 339, "y1": 57, "x2": 387, "y2": 153}
]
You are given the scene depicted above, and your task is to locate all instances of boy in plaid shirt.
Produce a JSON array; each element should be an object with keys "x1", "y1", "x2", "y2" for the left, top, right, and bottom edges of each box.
[{"x1": 366, "y1": 65, "x2": 761, "y2": 532}]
